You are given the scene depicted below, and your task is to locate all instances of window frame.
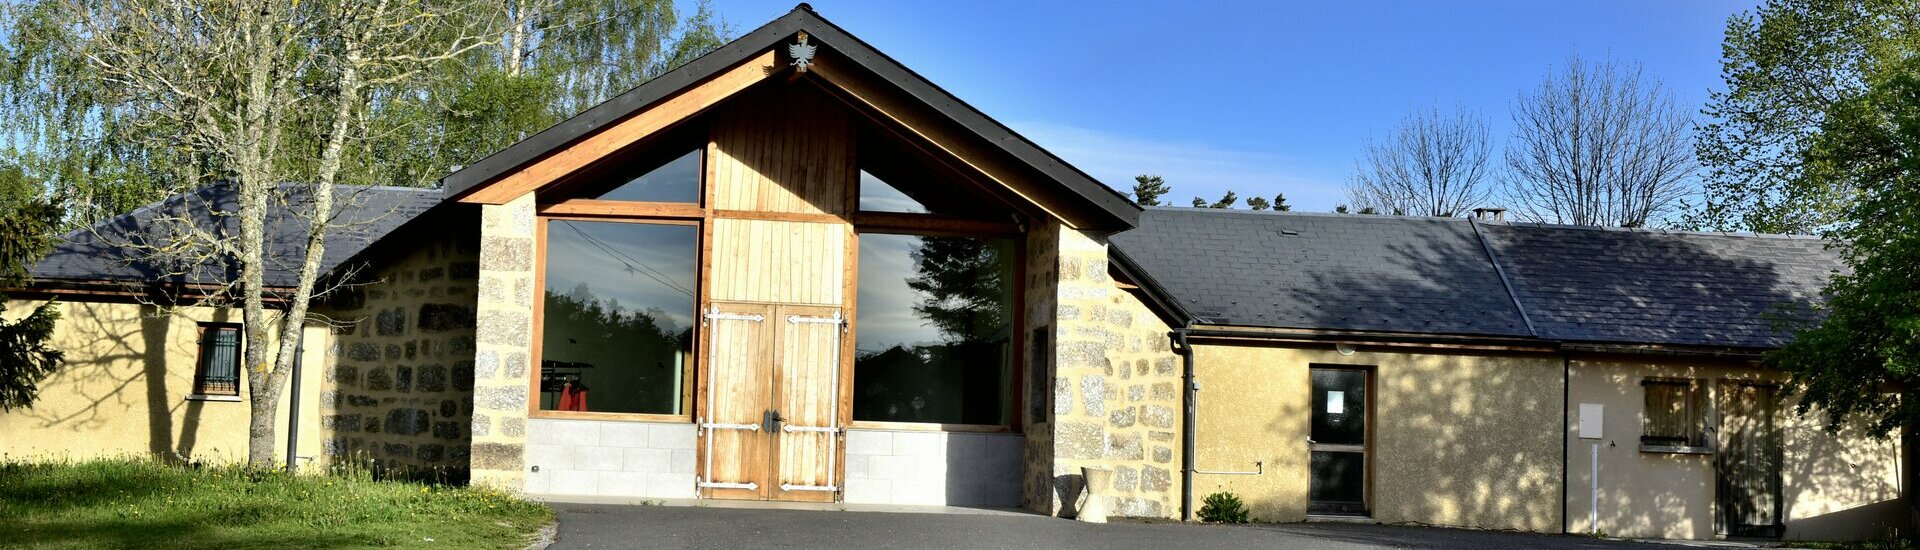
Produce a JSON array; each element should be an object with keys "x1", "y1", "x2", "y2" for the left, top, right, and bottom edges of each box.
[
  {"x1": 845, "y1": 228, "x2": 1026, "y2": 432},
  {"x1": 191, "y1": 322, "x2": 243, "y2": 398},
  {"x1": 1640, "y1": 377, "x2": 1712, "y2": 454},
  {"x1": 529, "y1": 214, "x2": 704, "y2": 423}
]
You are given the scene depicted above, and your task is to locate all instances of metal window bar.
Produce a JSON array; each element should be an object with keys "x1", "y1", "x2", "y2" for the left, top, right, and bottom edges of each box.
[{"x1": 196, "y1": 327, "x2": 241, "y2": 395}]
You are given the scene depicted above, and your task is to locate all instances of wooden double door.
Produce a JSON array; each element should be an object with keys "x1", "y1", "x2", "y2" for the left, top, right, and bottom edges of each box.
[{"x1": 697, "y1": 301, "x2": 847, "y2": 502}]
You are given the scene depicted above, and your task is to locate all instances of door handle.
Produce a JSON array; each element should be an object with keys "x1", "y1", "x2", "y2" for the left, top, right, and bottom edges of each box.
[{"x1": 763, "y1": 410, "x2": 785, "y2": 433}]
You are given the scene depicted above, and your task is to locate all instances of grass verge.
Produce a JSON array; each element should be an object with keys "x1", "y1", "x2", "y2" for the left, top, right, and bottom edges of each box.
[{"x1": 0, "y1": 458, "x2": 552, "y2": 549}]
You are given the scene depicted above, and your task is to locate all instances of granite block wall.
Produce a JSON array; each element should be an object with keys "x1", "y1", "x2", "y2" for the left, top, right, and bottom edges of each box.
[{"x1": 316, "y1": 229, "x2": 480, "y2": 477}]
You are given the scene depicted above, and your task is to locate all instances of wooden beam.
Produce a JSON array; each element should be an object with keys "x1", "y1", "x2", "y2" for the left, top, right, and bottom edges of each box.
[
  {"x1": 848, "y1": 211, "x2": 1021, "y2": 236},
  {"x1": 537, "y1": 199, "x2": 704, "y2": 219},
  {"x1": 461, "y1": 50, "x2": 782, "y2": 205},
  {"x1": 808, "y1": 54, "x2": 1088, "y2": 229}
]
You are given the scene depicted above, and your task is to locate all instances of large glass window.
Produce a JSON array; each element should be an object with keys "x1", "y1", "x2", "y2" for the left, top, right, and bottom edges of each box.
[
  {"x1": 539, "y1": 220, "x2": 699, "y2": 415},
  {"x1": 853, "y1": 233, "x2": 1016, "y2": 425},
  {"x1": 588, "y1": 148, "x2": 702, "y2": 203}
]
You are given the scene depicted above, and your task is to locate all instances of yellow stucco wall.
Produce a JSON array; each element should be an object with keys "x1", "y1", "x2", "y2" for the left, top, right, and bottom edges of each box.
[
  {"x1": 1190, "y1": 342, "x2": 1564, "y2": 530},
  {"x1": 1566, "y1": 357, "x2": 1907, "y2": 541},
  {"x1": 0, "y1": 298, "x2": 324, "y2": 464}
]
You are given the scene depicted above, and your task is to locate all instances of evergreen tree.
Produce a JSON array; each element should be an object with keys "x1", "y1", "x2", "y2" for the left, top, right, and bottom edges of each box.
[
  {"x1": 1130, "y1": 175, "x2": 1170, "y2": 206},
  {"x1": 1210, "y1": 191, "x2": 1238, "y2": 209}
]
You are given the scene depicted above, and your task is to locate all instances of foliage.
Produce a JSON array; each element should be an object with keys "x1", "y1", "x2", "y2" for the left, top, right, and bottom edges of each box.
[
  {"x1": 1688, "y1": 0, "x2": 1920, "y2": 234},
  {"x1": 1273, "y1": 193, "x2": 1291, "y2": 212},
  {"x1": 0, "y1": 458, "x2": 552, "y2": 549},
  {"x1": 1503, "y1": 54, "x2": 1697, "y2": 228},
  {"x1": 1194, "y1": 191, "x2": 1237, "y2": 209},
  {"x1": 1348, "y1": 106, "x2": 1493, "y2": 217},
  {"x1": 0, "y1": 0, "x2": 732, "y2": 221},
  {"x1": 1246, "y1": 196, "x2": 1270, "y2": 210},
  {"x1": 1131, "y1": 174, "x2": 1170, "y2": 206},
  {"x1": 1765, "y1": 54, "x2": 1920, "y2": 437},
  {"x1": 0, "y1": 163, "x2": 64, "y2": 412},
  {"x1": 1198, "y1": 491, "x2": 1249, "y2": 523}
]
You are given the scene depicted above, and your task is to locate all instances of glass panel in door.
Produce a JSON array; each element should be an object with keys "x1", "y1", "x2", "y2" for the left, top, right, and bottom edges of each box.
[{"x1": 1309, "y1": 368, "x2": 1368, "y2": 515}]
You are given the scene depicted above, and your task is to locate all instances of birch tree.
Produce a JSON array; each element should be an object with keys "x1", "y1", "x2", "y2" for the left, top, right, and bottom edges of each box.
[
  {"x1": 1347, "y1": 106, "x2": 1494, "y2": 217},
  {"x1": 1503, "y1": 55, "x2": 1698, "y2": 228},
  {"x1": 47, "y1": 0, "x2": 496, "y2": 466}
]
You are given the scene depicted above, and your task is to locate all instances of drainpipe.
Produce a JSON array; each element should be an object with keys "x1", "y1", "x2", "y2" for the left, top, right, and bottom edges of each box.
[
  {"x1": 285, "y1": 330, "x2": 305, "y2": 473},
  {"x1": 1171, "y1": 329, "x2": 1196, "y2": 521},
  {"x1": 1560, "y1": 350, "x2": 1571, "y2": 534}
]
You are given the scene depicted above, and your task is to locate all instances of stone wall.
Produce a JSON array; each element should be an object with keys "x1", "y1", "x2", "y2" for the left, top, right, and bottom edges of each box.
[
  {"x1": 469, "y1": 194, "x2": 538, "y2": 489},
  {"x1": 1020, "y1": 221, "x2": 1060, "y2": 514},
  {"x1": 315, "y1": 229, "x2": 480, "y2": 477},
  {"x1": 1027, "y1": 222, "x2": 1184, "y2": 519}
]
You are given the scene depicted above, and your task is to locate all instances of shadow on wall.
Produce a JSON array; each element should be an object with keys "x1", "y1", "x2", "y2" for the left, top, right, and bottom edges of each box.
[
  {"x1": 1277, "y1": 229, "x2": 1566, "y2": 530},
  {"x1": 15, "y1": 302, "x2": 220, "y2": 462},
  {"x1": 1281, "y1": 221, "x2": 1899, "y2": 538}
]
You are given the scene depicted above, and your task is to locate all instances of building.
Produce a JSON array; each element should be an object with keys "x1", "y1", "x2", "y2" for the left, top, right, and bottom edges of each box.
[{"x1": 0, "y1": 4, "x2": 1904, "y2": 541}]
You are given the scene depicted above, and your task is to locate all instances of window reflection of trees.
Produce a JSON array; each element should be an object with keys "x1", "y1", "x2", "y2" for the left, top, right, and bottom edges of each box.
[
  {"x1": 854, "y1": 236, "x2": 1013, "y2": 426},
  {"x1": 539, "y1": 283, "x2": 694, "y2": 414}
]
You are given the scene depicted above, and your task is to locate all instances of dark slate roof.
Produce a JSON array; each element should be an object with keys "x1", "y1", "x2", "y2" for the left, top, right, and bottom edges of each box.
[
  {"x1": 1109, "y1": 208, "x2": 1534, "y2": 337},
  {"x1": 1112, "y1": 208, "x2": 1846, "y2": 349},
  {"x1": 438, "y1": 4, "x2": 1139, "y2": 230},
  {"x1": 1479, "y1": 223, "x2": 1841, "y2": 349},
  {"x1": 31, "y1": 182, "x2": 440, "y2": 288}
]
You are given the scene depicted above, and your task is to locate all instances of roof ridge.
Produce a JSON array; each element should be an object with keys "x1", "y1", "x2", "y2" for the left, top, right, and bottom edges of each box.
[
  {"x1": 1141, "y1": 206, "x2": 1472, "y2": 223},
  {"x1": 1494, "y1": 221, "x2": 1828, "y2": 241}
]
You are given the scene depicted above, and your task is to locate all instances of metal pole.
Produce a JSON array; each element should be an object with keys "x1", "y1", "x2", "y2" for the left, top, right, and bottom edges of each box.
[
  {"x1": 1590, "y1": 442, "x2": 1599, "y2": 534},
  {"x1": 285, "y1": 330, "x2": 305, "y2": 473}
]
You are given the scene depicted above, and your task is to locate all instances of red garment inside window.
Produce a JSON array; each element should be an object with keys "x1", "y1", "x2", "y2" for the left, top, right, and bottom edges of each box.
[{"x1": 559, "y1": 383, "x2": 589, "y2": 412}]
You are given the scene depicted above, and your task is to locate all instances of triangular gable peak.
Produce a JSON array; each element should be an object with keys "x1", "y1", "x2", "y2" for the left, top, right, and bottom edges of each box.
[{"x1": 442, "y1": 4, "x2": 1137, "y2": 232}]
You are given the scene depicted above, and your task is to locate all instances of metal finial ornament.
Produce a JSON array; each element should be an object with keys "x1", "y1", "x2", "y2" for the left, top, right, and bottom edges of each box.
[{"x1": 789, "y1": 31, "x2": 816, "y2": 73}]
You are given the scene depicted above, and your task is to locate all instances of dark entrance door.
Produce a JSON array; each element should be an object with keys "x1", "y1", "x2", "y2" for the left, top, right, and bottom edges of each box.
[
  {"x1": 1309, "y1": 367, "x2": 1369, "y2": 515},
  {"x1": 1718, "y1": 382, "x2": 1783, "y2": 537}
]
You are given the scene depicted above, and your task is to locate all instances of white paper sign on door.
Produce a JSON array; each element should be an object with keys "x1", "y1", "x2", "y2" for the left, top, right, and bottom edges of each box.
[{"x1": 1327, "y1": 391, "x2": 1345, "y2": 414}]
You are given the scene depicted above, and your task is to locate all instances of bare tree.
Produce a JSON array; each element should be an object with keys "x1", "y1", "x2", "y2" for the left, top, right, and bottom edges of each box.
[
  {"x1": 57, "y1": 0, "x2": 497, "y2": 466},
  {"x1": 1347, "y1": 106, "x2": 1494, "y2": 217},
  {"x1": 1503, "y1": 55, "x2": 1697, "y2": 227}
]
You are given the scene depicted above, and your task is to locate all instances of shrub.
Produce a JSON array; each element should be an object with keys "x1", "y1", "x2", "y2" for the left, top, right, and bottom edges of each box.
[{"x1": 1198, "y1": 491, "x2": 1249, "y2": 523}]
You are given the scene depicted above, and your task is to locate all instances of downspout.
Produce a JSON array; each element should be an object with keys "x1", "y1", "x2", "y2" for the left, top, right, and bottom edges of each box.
[
  {"x1": 1172, "y1": 328, "x2": 1196, "y2": 521},
  {"x1": 1561, "y1": 350, "x2": 1571, "y2": 534},
  {"x1": 285, "y1": 329, "x2": 305, "y2": 473}
]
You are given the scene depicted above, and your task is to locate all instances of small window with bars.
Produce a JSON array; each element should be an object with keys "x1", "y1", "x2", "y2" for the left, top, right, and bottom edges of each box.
[
  {"x1": 194, "y1": 324, "x2": 242, "y2": 396},
  {"x1": 1641, "y1": 379, "x2": 1707, "y2": 451}
]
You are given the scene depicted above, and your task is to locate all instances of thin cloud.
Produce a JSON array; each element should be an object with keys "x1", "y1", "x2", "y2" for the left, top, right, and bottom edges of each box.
[{"x1": 1010, "y1": 120, "x2": 1347, "y2": 210}]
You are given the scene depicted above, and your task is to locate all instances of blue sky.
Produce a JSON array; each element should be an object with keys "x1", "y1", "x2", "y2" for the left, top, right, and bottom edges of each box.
[{"x1": 705, "y1": 0, "x2": 1757, "y2": 212}]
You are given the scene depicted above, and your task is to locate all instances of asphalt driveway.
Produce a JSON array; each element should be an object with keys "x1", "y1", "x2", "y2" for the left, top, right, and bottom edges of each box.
[{"x1": 548, "y1": 503, "x2": 1664, "y2": 549}]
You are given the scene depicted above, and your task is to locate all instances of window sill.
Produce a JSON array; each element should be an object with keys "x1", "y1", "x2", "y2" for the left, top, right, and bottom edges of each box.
[
  {"x1": 529, "y1": 410, "x2": 691, "y2": 423},
  {"x1": 186, "y1": 394, "x2": 242, "y2": 402},
  {"x1": 848, "y1": 420, "x2": 1016, "y2": 434},
  {"x1": 1640, "y1": 444, "x2": 1712, "y2": 455}
]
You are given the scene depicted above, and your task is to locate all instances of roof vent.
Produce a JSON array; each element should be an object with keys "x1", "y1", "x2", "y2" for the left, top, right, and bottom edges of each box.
[{"x1": 1472, "y1": 207, "x2": 1507, "y2": 223}]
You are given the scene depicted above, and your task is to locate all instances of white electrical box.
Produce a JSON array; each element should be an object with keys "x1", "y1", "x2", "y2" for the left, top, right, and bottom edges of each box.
[{"x1": 1578, "y1": 403, "x2": 1604, "y2": 439}]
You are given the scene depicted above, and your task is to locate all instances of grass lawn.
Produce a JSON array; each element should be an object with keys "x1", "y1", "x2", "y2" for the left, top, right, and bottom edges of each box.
[{"x1": 0, "y1": 459, "x2": 553, "y2": 549}]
